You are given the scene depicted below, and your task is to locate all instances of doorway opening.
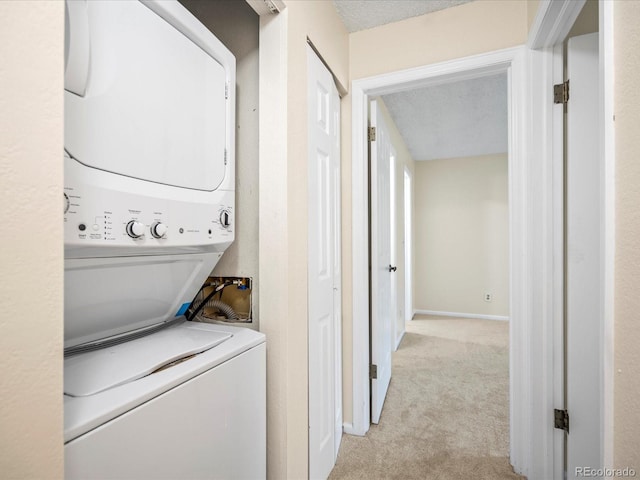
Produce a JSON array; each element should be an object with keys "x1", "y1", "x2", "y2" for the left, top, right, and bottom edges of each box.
[
  {"x1": 349, "y1": 46, "x2": 530, "y2": 474},
  {"x1": 365, "y1": 70, "x2": 511, "y2": 470}
]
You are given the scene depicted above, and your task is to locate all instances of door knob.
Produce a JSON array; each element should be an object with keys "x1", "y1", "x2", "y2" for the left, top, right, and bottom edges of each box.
[{"x1": 388, "y1": 265, "x2": 397, "y2": 272}]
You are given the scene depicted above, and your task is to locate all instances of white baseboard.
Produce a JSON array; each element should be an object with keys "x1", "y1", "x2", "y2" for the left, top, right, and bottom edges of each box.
[
  {"x1": 343, "y1": 422, "x2": 364, "y2": 436},
  {"x1": 394, "y1": 330, "x2": 405, "y2": 351},
  {"x1": 414, "y1": 309, "x2": 509, "y2": 322}
]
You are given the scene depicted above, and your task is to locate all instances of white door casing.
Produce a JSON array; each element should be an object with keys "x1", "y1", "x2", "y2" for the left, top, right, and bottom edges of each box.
[
  {"x1": 307, "y1": 44, "x2": 341, "y2": 480},
  {"x1": 389, "y1": 151, "x2": 403, "y2": 351},
  {"x1": 370, "y1": 99, "x2": 393, "y2": 425},
  {"x1": 349, "y1": 48, "x2": 528, "y2": 473},
  {"x1": 566, "y1": 32, "x2": 601, "y2": 478},
  {"x1": 404, "y1": 168, "x2": 413, "y2": 323}
]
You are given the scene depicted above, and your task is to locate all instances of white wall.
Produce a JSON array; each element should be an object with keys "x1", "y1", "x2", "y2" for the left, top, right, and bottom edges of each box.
[
  {"x1": 414, "y1": 154, "x2": 509, "y2": 317},
  {"x1": 180, "y1": 0, "x2": 260, "y2": 325},
  {"x1": 0, "y1": 1, "x2": 64, "y2": 478}
]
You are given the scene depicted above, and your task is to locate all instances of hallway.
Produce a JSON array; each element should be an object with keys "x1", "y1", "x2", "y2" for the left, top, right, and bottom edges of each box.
[{"x1": 330, "y1": 315, "x2": 524, "y2": 480}]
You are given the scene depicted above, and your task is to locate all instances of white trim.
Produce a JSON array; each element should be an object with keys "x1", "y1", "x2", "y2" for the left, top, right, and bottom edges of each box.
[
  {"x1": 342, "y1": 422, "x2": 354, "y2": 435},
  {"x1": 506, "y1": 53, "x2": 530, "y2": 477},
  {"x1": 518, "y1": 40, "x2": 565, "y2": 480},
  {"x1": 600, "y1": 0, "x2": 615, "y2": 470},
  {"x1": 527, "y1": 0, "x2": 586, "y2": 49},
  {"x1": 403, "y1": 167, "x2": 413, "y2": 325},
  {"x1": 350, "y1": 80, "x2": 370, "y2": 437},
  {"x1": 550, "y1": 42, "x2": 565, "y2": 480},
  {"x1": 526, "y1": 2, "x2": 614, "y2": 478},
  {"x1": 245, "y1": 0, "x2": 286, "y2": 16},
  {"x1": 394, "y1": 330, "x2": 405, "y2": 351},
  {"x1": 353, "y1": 46, "x2": 523, "y2": 97},
  {"x1": 351, "y1": 45, "x2": 528, "y2": 472},
  {"x1": 414, "y1": 310, "x2": 509, "y2": 322}
]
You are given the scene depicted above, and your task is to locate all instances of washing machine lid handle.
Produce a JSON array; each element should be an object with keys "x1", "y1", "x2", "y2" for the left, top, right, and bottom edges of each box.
[{"x1": 64, "y1": 322, "x2": 232, "y2": 397}]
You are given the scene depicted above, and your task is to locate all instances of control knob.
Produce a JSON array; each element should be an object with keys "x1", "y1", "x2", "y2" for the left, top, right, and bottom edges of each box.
[
  {"x1": 220, "y1": 210, "x2": 231, "y2": 229},
  {"x1": 150, "y1": 222, "x2": 168, "y2": 239},
  {"x1": 126, "y1": 220, "x2": 145, "y2": 238},
  {"x1": 63, "y1": 193, "x2": 70, "y2": 214}
]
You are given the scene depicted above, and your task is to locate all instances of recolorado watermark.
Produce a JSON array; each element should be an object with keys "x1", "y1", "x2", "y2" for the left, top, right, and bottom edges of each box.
[{"x1": 576, "y1": 467, "x2": 637, "y2": 478}]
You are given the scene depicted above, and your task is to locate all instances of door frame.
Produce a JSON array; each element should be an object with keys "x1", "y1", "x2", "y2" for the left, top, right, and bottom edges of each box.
[
  {"x1": 349, "y1": 45, "x2": 529, "y2": 468},
  {"x1": 346, "y1": 1, "x2": 614, "y2": 478},
  {"x1": 527, "y1": 0, "x2": 615, "y2": 477}
]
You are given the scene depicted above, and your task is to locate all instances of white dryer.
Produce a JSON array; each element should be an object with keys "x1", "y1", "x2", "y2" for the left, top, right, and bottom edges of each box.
[{"x1": 63, "y1": 1, "x2": 265, "y2": 478}]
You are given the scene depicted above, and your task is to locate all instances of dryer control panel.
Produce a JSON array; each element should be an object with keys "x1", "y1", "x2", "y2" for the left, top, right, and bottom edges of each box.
[{"x1": 64, "y1": 155, "x2": 234, "y2": 258}]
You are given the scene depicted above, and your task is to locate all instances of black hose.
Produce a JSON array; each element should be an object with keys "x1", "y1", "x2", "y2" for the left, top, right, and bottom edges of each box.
[{"x1": 186, "y1": 282, "x2": 232, "y2": 321}]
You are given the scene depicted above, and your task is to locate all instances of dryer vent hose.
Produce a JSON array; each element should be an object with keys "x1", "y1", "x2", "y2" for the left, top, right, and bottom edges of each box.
[{"x1": 204, "y1": 299, "x2": 239, "y2": 320}]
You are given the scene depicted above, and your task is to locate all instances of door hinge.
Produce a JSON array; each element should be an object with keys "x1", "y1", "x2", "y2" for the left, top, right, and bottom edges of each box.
[
  {"x1": 554, "y1": 80, "x2": 569, "y2": 105},
  {"x1": 225, "y1": 82, "x2": 229, "y2": 100},
  {"x1": 369, "y1": 364, "x2": 378, "y2": 379},
  {"x1": 368, "y1": 126, "x2": 376, "y2": 142},
  {"x1": 224, "y1": 148, "x2": 228, "y2": 165},
  {"x1": 554, "y1": 409, "x2": 569, "y2": 433}
]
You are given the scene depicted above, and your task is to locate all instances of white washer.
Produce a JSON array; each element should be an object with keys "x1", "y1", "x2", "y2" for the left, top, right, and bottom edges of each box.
[
  {"x1": 63, "y1": 1, "x2": 265, "y2": 478},
  {"x1": 64, "y1": 322, "x2": 265, "y2": 480}
]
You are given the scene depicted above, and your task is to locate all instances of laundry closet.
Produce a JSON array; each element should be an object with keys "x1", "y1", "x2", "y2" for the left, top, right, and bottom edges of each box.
[{"x1": 63, "y1": 1, "x2": 263, "y2": 478}]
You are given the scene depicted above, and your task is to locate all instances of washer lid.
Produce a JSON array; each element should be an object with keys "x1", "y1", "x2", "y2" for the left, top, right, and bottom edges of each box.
[
  {"x1": 64, "y1": 322, "x2": 232, "y2": 397},
  {"x1": 64, "y1": 0, "x2": 229, "y2": 191}
]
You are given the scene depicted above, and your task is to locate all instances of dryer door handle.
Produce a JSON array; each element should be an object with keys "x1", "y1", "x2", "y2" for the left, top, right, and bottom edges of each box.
[{"x1": 65, "y1": 0, "x2": 91, "y2": 96}]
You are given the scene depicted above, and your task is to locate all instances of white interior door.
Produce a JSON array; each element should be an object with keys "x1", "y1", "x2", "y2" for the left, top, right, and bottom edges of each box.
[
  {"x1": 370, "y1": 100, "x2": 393, "y2": 425},
  {"x1": 566, "y1": 32, "x2": 601, "y2": 479},
  {"x1": 308, "y1": 45, "x2": 341, "y2": 480}
]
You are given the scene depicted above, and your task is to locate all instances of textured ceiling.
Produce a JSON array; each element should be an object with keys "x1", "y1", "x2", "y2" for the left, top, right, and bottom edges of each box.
[
  {"x1": 333, "y1": 0, "x2": 474, "y2": 32},
  {"x1": 381, "y1": 73, "x2": 508, "y2": 161},
  {"x1": 333, "y1": 0, "x2": 508, "y2": 160},
  {"x1": 332, "y1": 0, "x2": 501, "y2": 161}
]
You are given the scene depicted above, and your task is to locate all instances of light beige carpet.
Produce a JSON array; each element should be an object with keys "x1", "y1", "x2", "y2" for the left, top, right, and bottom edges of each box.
[{"x1": 329, "y1": 315, "x2": 526, "y2": 480}]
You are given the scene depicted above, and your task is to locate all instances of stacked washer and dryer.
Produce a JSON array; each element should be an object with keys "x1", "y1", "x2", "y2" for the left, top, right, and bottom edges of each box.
[{"x1": 63, "y1": 1, "x2": 265, "y2": 478}]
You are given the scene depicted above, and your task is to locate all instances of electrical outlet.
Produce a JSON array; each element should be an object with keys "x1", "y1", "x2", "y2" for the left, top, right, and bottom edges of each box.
[{"x1": 484, "y1": 293, "x2": 492, "y2": 302}]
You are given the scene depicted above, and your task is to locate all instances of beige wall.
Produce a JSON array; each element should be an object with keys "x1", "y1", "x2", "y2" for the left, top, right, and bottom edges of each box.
[
  {"x1": 527, "y1": 0, "x2": 540, "y2": 33},
  {"x1": 10, "y1": 1, "x2": 638, "y2": 477},
  {"x1": 414, "y1": 155, "x2": 509, "y2": 317},
  {"x1": 258, "y1": 2, "x2": 349, "y2": 478},
  {"x1": 179, "y1": 0, "x2": 261, "y2": 327},
  {"x1": 0, "y1": 1, "x2": 64, "y2": 478},
  {"x1": 342, "y1": 0, "x2": 527, "y2": 427},
  {"x1": 350, "y1": 0, "x2": 527, "y2": 80},
  {"x1": 614, "y1": 0, "x2": 640, "y2": 469},
  {"x1": 568, "y1": 0, "x2": 598, "y2": 39}
]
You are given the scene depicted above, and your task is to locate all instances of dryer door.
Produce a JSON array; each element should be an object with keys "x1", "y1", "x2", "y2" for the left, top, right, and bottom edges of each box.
[{"x1": 64, "y1": 0, "x2": 228, "y2": 192}]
